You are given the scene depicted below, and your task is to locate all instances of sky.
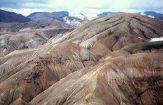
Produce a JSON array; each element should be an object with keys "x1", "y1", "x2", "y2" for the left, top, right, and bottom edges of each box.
[{"x1": 0, "y1": 0, "x2": 163, "y2": 18}]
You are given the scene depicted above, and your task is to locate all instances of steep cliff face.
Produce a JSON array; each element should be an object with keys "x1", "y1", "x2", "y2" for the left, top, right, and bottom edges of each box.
[{"x1": 0, "y1": 13, "x2": 163, "y2": 105}]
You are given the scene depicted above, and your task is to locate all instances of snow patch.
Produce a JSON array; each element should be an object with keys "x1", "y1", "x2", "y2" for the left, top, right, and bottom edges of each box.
[
  {"x1": 147, "y1": 15, "x2": 155, "y2": 18},
  {"x1": 63, "y1": 17, "x2": 82, "y2": 27},
  {"x1": 150, "y1": 37, "x2": 163, "y2": 42},
  {"x1": 140, "y1": 12, "x2": 145, "y2": 16},
  {"x1": 140, "y1": 12, "x2": 155, "y2": 18}
]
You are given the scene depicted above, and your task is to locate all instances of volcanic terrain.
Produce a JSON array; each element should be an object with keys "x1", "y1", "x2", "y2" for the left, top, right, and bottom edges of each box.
[{"x1": 0, "y1": 13, "x2": 163, "y2": 105}]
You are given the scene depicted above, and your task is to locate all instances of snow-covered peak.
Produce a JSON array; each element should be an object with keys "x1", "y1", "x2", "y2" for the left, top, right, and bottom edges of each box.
[{"x1": 63, "y1": 16, "x2": 83, "y2": 27}]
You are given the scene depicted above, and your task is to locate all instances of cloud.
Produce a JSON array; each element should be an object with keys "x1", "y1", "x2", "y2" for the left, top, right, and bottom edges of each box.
[
  {"x1": 130, "y1": 0, "x2": 163, "y2": 10},
  {"x1": 46, "y1": 0, "x2": 133, "y2": 18},
  {"x1": 129, "y1": 0, "x2": 163, "y2": 14},
  {"x1": 0, "y1": 7, "x2": 53, "y2": 16},
  {"x1": 0, "y1": 0, "x2": 47, "y2": 9},
  {"x1": 47, "y1": 0, "x2": 131, "y2": 11},
  {"x1": 0, "y1": 0, "x2": 163, "y2": 18}
]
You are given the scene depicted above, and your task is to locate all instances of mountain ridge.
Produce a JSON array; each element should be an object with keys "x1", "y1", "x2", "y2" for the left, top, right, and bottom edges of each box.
[
  {"x1": 27, "y1": 11, "x2": 69, "y2": 20},
  {"x1": 0, "y1": 9, "x2": 31, "y2": 23},
  {"x1": 97, "y1": 11, "x2": 163, "y2": 20},
  {"x1": 0, "y1": 10, "x2": 86, "y2": 32}
]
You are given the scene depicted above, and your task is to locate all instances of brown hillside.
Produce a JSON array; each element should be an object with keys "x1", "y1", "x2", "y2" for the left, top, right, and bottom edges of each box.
[{"x1": 0, "y1": 13, "x2": 163, "y2": 105}]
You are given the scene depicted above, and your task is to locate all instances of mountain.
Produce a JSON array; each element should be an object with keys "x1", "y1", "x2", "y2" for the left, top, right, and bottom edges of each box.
[
  {"x1": 97, "y1": 11, "x2": 124, "y2": 17},
  {"x1": 27, "y1": 11, "x2": 69, "y2": 20},
  {"x1": 159, "y1": 17, "x2": 163, "y2": 20},
  {"x1": 0, "y1": 14, "x2": 163, "y2": 105},
  {"x1": 143, "y1": 11, "x2": 163, "y2": 19},
  {"x1": 0, "y1": 18, "x2": 73, "y2": 32},
  {"x1": 98, "y1": 11, "x2": 163, "y2": 20},
  {"x1": 0, "y1": 10, "x2": 86, "y2": 32},
  {"x1": 0, "y1": 9, "x2": 31, "y2": 23},
  {"x1": 28, "y1": 11, "x2": 86, "y2": 27}
]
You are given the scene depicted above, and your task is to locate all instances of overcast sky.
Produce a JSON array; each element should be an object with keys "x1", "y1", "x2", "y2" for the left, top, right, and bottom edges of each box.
[{"x1": 0, "y1": 0, "x2": 163, "y2": 18}]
